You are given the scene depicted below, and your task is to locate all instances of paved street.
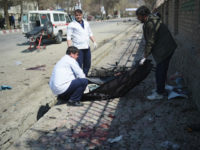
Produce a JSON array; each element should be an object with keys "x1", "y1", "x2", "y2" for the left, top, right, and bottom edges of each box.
[
  {"x1": 0, "y1": 20, "x2": 125, "y2": 53},
  {"x1": 0, "y1": 33, "x2": 27, "y2": 53}
]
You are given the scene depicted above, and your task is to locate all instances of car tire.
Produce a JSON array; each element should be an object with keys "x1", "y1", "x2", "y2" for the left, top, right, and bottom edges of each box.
[
  {"x1": 45, "y1": 22, "x2": 53, "y2": 35},
  {"x1": 55, "y1": 32, "x2": 62, "y2": 44}
]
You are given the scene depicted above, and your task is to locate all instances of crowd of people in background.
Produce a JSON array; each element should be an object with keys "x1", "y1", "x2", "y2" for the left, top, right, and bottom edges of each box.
[
  {"x1": 0, "y1": 17, "x2": 5, "y2": 29},
  {"x1": 0, "y1": 14, "x2": 18, "y2": 29}
]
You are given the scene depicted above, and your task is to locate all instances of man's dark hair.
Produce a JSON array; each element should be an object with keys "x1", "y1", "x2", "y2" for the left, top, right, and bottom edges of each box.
[
  {"x1": 74, "y1": 9, "x2": 82, "y2": 14},
  {"x1": 136, "y1": 6, "x2": 151, "y2": 16},
  {"x1": 66, "y1": 46, "x2": 79, "y2": 55}
]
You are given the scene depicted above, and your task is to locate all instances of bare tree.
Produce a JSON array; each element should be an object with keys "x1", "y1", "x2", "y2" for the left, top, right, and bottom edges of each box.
[
  {"x1": 81, "y1": 0, "x2": 120, "y2": 16},
  {"x1": 0, "y1": 0, "x2": 14, "y2": 29},
  {"x1": 118, "y1": 0, "x2": 129, "y2": 17},
  {"x1": 66, "y1": 0, "x2": 76, "y2": 14},
  {"x1": 103, "y1": 0, "x2": 120, "y2": 16},
  {"x1": 17, "y1": 0, "x2": 26, "y2": 23}
]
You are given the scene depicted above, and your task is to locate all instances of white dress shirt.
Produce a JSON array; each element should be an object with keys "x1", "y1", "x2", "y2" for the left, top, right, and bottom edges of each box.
[
  {"x1": 67, "y1": 19, "x2": 93, "y2": 49},
  {"x1": 49, "y1": 55, "x2": 85, "y2": 95}
]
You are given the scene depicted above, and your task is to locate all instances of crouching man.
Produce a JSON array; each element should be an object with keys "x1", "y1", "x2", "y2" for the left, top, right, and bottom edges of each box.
[{"x1": 49, "y1": 46, "x2": 88, "y2": 106}]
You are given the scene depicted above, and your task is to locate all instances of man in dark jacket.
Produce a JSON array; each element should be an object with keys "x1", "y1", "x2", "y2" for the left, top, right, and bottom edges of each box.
[{"x1": 136, "y1": 6, "x2": 177, "y2": 100}]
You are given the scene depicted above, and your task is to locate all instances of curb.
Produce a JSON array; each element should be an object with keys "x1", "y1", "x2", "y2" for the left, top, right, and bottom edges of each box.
[{"x1": 0, "y1": 29, "x2": 22, "y2": 35}]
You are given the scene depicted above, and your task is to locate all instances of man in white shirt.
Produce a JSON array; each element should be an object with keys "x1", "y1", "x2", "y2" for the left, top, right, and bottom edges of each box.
[
  {"x1": 67, "y1": 9, "x2": 97, "y2": 76},
  {"x1": 49, "y1": 46, "x2": 88, "y2": 106}
]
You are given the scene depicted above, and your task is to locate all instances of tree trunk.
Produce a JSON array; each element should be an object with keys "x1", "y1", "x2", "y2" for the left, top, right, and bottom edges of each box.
[
  {"x1": 3, "y1": 0, "x2": 10, "y2": 29},
  {"x1": 36, "y1": 0, "x2": 40, "y2": 10},
  {"x1": 20, "y1": 0, "x2": 23, "y2": 24}
]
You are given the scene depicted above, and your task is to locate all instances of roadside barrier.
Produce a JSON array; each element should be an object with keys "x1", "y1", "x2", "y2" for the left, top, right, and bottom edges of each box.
[{"x1": 0, "y1": 29, "x2": 22, "y2": 35}]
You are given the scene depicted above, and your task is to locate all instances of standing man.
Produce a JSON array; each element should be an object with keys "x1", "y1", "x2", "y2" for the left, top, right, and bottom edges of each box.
[
  {"x1": 49, "y1": 46, "x2": 88, "y2": 106},
  {"x1": 136, "y1": 6, "x2": 177, "y2": 100},
  {"x1": 67, "y1": 9, "x2": 97, "y2": 76}
]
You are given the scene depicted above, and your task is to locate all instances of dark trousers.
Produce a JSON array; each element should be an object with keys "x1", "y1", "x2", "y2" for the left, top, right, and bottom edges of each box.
[
  {"x1": 58, "y1": 78, "x2": 88, "y2": 101},
  {"x1": 156, "y1": 54, "x2": 172, "y2": 94},
  {"x1": 77, "y1": 48, "x2": 91, "y2": 76}
]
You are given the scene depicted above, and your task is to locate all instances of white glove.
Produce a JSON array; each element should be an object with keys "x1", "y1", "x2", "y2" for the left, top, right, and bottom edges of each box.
[
  {"x1": 139, "y1": 57, "x2": 146, "y2": 65},
  {"x1": 93, "y1": 42, "x2": 97, "y2": 49}
]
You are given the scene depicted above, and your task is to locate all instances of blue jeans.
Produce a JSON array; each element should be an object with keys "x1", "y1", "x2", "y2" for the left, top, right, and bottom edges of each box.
[
  {"x1": 77, "y1": 48, "x2": 91, "y2": 76},
  {"x1": 58, "y1": 78, "x2": 88, "y2": 101},
  {"x1": 156, "y1": 54, "x2": 172, "y2": 94}
]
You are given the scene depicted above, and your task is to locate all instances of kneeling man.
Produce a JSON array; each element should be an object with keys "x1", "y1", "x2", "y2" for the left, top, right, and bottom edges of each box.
[{"x1": 49, "y1": 46, "x2": 88, "y2": 106}]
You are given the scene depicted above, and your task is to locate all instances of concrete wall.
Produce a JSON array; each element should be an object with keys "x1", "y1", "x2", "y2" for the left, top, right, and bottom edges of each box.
[{"x1": 158, "y1": 0, "x2": 200, "y2": 109}]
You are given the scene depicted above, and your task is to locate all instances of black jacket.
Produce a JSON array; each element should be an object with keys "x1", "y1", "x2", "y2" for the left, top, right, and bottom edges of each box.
[{"x1": 143, "y1": 15, "x2": 177, "y2": 64}]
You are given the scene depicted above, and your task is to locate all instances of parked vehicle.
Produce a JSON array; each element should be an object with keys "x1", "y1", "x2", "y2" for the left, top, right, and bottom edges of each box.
[
  {"x1": 22, "y1": 10, "x2": 72, "y2": 44},
  {"x1": 87, "y1": 15, "x2": 94, "y2": 21}
]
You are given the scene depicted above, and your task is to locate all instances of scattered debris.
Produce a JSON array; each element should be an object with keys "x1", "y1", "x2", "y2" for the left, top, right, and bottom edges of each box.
[
  {"x1": 49, "y1": 116, "x2": 56, "y2": 119},
  {"x1": 0, "y1": 85, "x2": 12, "y2": 91},
  {"x1": 15, "y1": 61, "x2": 22, "y2": 65},
  {"x1": 168, "y1": 90, "x2": 188, "y2": 99},
  {"x1": 165, "y1": 85, "x2": 174, "y2": 91},
  {"x1": 84, "y1": 85, "x2": 90, "y2": 94},
  {"x1": 108, "y1": 114, "x2": 115, "y2": 119},
  {"x1": 56, "y1": 108, "x2": 62, "y2": 112},
  {"x1": 26, "y1": 65, "x2": 46, "y2": 71},
  {"x1": 170, "y1": 72, "x2": 182, "y2": 80},
  {"x1": 100, "y1": 123, "x2": 109, "y2": 129},
  {"x1": 160, "y1": 141, "x2": 180, "y2": 150},
  {"x1": 175, "y1": 77, "x2": 185, "y2": 89},
  {"x1": 165, "y1": 72, "x2": 189, "y2": 100},
  {"x1": 147, "y1": 116, "x2": 153, "y2": 122},
  {"x1": 107, "y1": 135, "x2": 123, "y2": 143},
  {"x1": 72, "y1": 126, "x2": 108, "y2": 141},
  {"x1": 169, "y1": 72, "x2": 186, "y2": 89},
  {"x1": 186, "y1": 124, "x2": 200, "y2": 132},
  {"x1": 88, "y1": 84, "x2": 99, "y2": 91}
]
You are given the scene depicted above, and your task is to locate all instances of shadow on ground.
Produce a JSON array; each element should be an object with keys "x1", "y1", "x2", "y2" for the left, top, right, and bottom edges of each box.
[{"x1": 20, "y1": 38, "x2": 66, "y2": 53}]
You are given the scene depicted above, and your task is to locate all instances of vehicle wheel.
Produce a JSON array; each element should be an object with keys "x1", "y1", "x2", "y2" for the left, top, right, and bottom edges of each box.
[
  {"x1": 45, "y1": 22, "x2": 53, "y2": 35},
  {"x1": 55, "y1": 32, "x2": 62, "y2": 44}
]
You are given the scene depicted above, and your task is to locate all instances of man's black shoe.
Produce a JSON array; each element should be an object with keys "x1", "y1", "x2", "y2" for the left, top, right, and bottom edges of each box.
[{"x1": 67, "y1": 100, "x2": 84, "y2": 106}]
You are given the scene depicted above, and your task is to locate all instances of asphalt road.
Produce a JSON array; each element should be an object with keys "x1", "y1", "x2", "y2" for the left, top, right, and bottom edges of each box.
[
  {"x1": 0, "y1": 33, "x2": 27, "y2": 53},
  {"x1": 0, "y1": 21, "x2": 104, "y2": 54},
  {"x1": 0, "y1": 18, "x2": 136, "y2": 54}
]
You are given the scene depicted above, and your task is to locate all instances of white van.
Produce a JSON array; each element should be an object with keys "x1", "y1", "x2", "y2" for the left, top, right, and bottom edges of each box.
[{"x1": 22, "y1": 10, "x2": 72, "y2": 43}]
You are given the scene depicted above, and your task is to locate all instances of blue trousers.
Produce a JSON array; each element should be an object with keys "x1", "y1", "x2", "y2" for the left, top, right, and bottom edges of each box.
[
  {"x1": 77, "y1": 48, "x2": 91, "y2": 76},
  {"x1": 156, "y1": 54, "x2": 172, "y2": 94},
  {"x1": 58, "y1": 78, "x2": 88, "y2": 101}
]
